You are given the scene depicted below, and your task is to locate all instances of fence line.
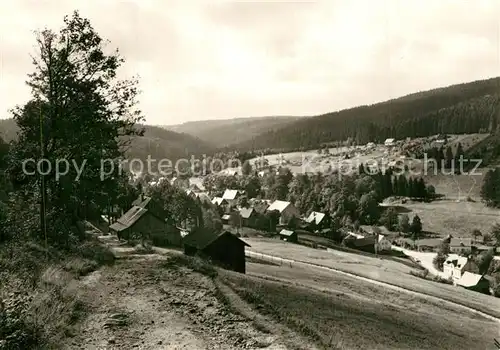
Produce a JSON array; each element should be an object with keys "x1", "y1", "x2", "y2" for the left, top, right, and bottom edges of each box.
[{"x1": 246, "y1": 250, "x2": 293, "y2": 268}]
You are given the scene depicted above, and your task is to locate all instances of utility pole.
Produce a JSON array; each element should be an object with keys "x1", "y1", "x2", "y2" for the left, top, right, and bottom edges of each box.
[{"x1": 39, "y1": 107, "x2": 48, "y2": 259}]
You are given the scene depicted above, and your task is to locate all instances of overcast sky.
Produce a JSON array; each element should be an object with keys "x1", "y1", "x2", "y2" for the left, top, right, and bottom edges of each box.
[{"x1": 0, "y1": 0, "x2": 499, "y2": 125}]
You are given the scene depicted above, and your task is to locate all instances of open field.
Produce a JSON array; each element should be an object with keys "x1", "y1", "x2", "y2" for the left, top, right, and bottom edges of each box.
[
  {"x1": 423, "y1": 172, "x2": 486, "y2": 200},
  {"x1": 243, "y1": 237, "x2": 500, "y2": 319},
  {"x1": 221, "y1": 262, "x2": 499, "y2": 349},
  {"x1": 403, "y1": 199, "x2": 500, "y2": 237}
]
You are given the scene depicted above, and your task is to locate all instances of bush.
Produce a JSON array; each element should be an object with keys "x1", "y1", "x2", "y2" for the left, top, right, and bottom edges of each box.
[
  {"x1": 161, "y1": 254, "x2": 217, "y2": 278},
  {"x1": 73, "y1": 240, "x2": 114, "y2": 266},
  {"x1": 410, "y1": 268, "x2": 429, "y2": 279},
  {"x1": 0, "y1": 295, "x2": 44, "y2": 350}
]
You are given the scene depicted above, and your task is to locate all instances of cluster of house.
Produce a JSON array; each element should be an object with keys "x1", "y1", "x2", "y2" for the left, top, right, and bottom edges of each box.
[
  {"x1": 343, "y1": 226, "x2": 393, "y2": 254},
  {"x1": 108, "y1": 193, "x2": 251, "y2": 274},
  {"x1": 441, "y1": 237, "x2": 492, "y2": 293}
]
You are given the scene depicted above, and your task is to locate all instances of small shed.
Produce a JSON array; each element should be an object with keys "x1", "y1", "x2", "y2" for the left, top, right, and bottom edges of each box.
[
  {"x1": 183, "y1": 229, "x2": 250, "y2": 273},
  {"x1": 279, "y1": 229, "x2": 297, "y2": 243}
]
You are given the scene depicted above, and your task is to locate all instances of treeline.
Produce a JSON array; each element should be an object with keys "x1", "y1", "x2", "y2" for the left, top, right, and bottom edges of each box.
[
  {"x1": 232, "y1": 79, "x2": 500, "y2": 152},
  {"x1": 481, "y1": 168, "x2": 500, "y2": 208}
]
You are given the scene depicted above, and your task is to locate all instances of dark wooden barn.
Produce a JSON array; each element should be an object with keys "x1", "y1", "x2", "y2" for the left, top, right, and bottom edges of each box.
[
  {"x1": 109, "y1": 196, "x2": 181, "y2": 247},
  {"x1": 183, "y1": 229, "x2": 250, "y2": 273}
]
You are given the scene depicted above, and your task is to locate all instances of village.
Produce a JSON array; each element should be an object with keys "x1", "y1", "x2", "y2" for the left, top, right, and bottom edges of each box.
[{"x1": 101, "y1": 133, "x2": 500, "y2": 299}]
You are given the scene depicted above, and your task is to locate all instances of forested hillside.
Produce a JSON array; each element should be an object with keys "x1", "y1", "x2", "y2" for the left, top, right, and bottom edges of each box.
[
  {"x1": 165, "y1": 116, "x2": 302, "y2": 148},
  {"x1": 127, "y1": 124, "x2": 216, "y2": 163},
  {"x1": 232, "y1": 77, "x2": 500, "y2": 152},
  {"x1": 0, "y1": 118, "x2": 214, "y2": 164}
]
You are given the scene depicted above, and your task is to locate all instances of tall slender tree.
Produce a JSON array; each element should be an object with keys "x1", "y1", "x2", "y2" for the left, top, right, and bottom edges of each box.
[{"x1": 8, "y1": 11, "x2": 144, "y2": 241}]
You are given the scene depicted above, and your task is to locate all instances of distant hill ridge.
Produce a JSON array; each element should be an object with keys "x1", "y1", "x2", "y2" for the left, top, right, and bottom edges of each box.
[
  {"x1": 230, "y1": 77, "x2": 500, "y2": 152},
  {"x1": 0, "y1": 119, "x2": 215, "y2": 163},
  {"x1": 164, "y1": 116, "x2": 303, "y2": 148}
]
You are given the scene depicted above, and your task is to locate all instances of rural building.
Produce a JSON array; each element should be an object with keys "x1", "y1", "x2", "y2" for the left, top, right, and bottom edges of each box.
[
  {"x1": 182, "y1": 229, "x2": 250, "y2": 273},
  {"x1": 238, "y1": 207, "x2": 256, "y2": 227},
  {"x1": 347, "y1": 232, "x2": 365, "y2": 239},
  {"x1": 450, "y1": 238, "x2": 472, "y2": 254},
  {"x1": 366, "y1": 142, "x2": 375, "y2": 148},
  {"x1": 384, "y1": 138, "x2": 395, "y2": 147},
  {"x1": 267, "y1": 200, "x2": 300, "y2": 226},
  {"x1": 249, "y1": 198, "x2": 272, "y2": 214},
  {"x1": 376, "y1": 235, "x2": 392, "y2": 252},
  {"x1": 185, "y1": 189, "x2": 197, "y2": 199},
  {"x1": 109, "y1": 200, "x2": 181, "y2": 247},
  {"x1": 212, "y1": 197, "x2": 226, "y2": 206},
  {"x1": 443, "y1": 255, "x2": 478, "y2": 284},
  {"x1": 221, "y1": 214, "x2": 231, "y2": 224},
  {"x1": 344, "y1": 234, "x2": 375, "y2": 253},
  {"x1": 279, "y1": 229, "x2": 298, "y2": 243},
  {"x1": 222, "y1": 189, "x2": 243, "y2": 202},
  {"x1": 456, "y1": 272, "x2": 490, "y2": 294},
  {"x1": 304, "y1": 211, "x2": 328, "y2": 230}
]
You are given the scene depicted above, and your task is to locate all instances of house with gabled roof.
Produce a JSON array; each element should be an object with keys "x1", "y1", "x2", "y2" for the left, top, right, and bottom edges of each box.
[
  {"x1": 183, "y1": 228, "x2": 250, "y2": 273},
  {"x1": 238, "y1": 207, "x2": 256, "y2": 227},
  {"x1": 443, "y1": 255, "x2": 478, "y2": 284},
  {"x1": 110, "y1": 196, "x2": 181, "y2": 246},
  {"x1": 222, "y1": 189, "x2": 242, "y2": 201},
  {"x1": 212, "y1": 197, "x2": 226, "y2": 206},
  {"x1": 267, "y1": 200, "x2": 300, "y2": 226},
  {"x1": 185, "y1": 189, "x2": 197, "y2": 199},
  {"x1": 304, "y1": 211, "x2": 328, "y2": 230},
  {"x1": 456, "y1": 272, "x2": 489, "y2": 293},
  {"x1": 450, "y1": 238, "x2": 472, "y2": 254},
  {"x1": 248, "y1": 198, "x2": 272, "y2": 214}
]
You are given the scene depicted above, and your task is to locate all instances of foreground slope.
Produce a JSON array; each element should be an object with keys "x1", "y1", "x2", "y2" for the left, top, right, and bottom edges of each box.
[
  {"x1": 66, "y1": 235, "x2": 500, "y2": 349},
  {"x1": 223, "y1": 261, "x2": 498, "y2": 350},
  {"x1": 234, "y1": 77, "x2": 500, "y2": 151},
  {"x1": 165, "y1": 116, "x2": 303, "y2": 148}
]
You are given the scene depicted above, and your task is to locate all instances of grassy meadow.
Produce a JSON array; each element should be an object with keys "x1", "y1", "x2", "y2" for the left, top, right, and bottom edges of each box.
[
  {"x1": 220, "y1": 261, "x2": 499, "y2": 349},
  {"x1": 243, "y1": 237, "x2": 500, "y2": 318}
]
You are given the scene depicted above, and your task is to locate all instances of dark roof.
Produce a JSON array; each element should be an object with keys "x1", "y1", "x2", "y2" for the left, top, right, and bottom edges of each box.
[
  {"x1": 109, "y1": 206, "x2": 148, "y2": 232},
  {"x1": 183, "y1": 229, "x2": 250, "y2": 250},
  {"x1": 353, "y1": 236, "x2": 375, "y2": 247}
]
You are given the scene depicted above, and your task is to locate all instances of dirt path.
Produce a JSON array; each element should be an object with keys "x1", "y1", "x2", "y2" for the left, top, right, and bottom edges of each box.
[
  {"x1": 247, "y1": 250, "x2": 500, "y2": 324},
  {"x1": 64, "y1": 259, "x2": 208, "y2": 349},
  {"x1": 64, "y1": 235, "x2": 313, "y2": 349}
]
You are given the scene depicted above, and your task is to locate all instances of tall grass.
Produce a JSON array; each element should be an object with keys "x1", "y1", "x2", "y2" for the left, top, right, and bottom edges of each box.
[{"x1": 0, "y1": 237, "x2": 115, "y2": 349}]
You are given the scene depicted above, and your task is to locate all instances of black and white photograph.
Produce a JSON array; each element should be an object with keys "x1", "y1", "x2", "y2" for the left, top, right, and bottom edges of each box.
[{"x1": 1, "y1": 1, "x2": 500, "y2": 349}]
